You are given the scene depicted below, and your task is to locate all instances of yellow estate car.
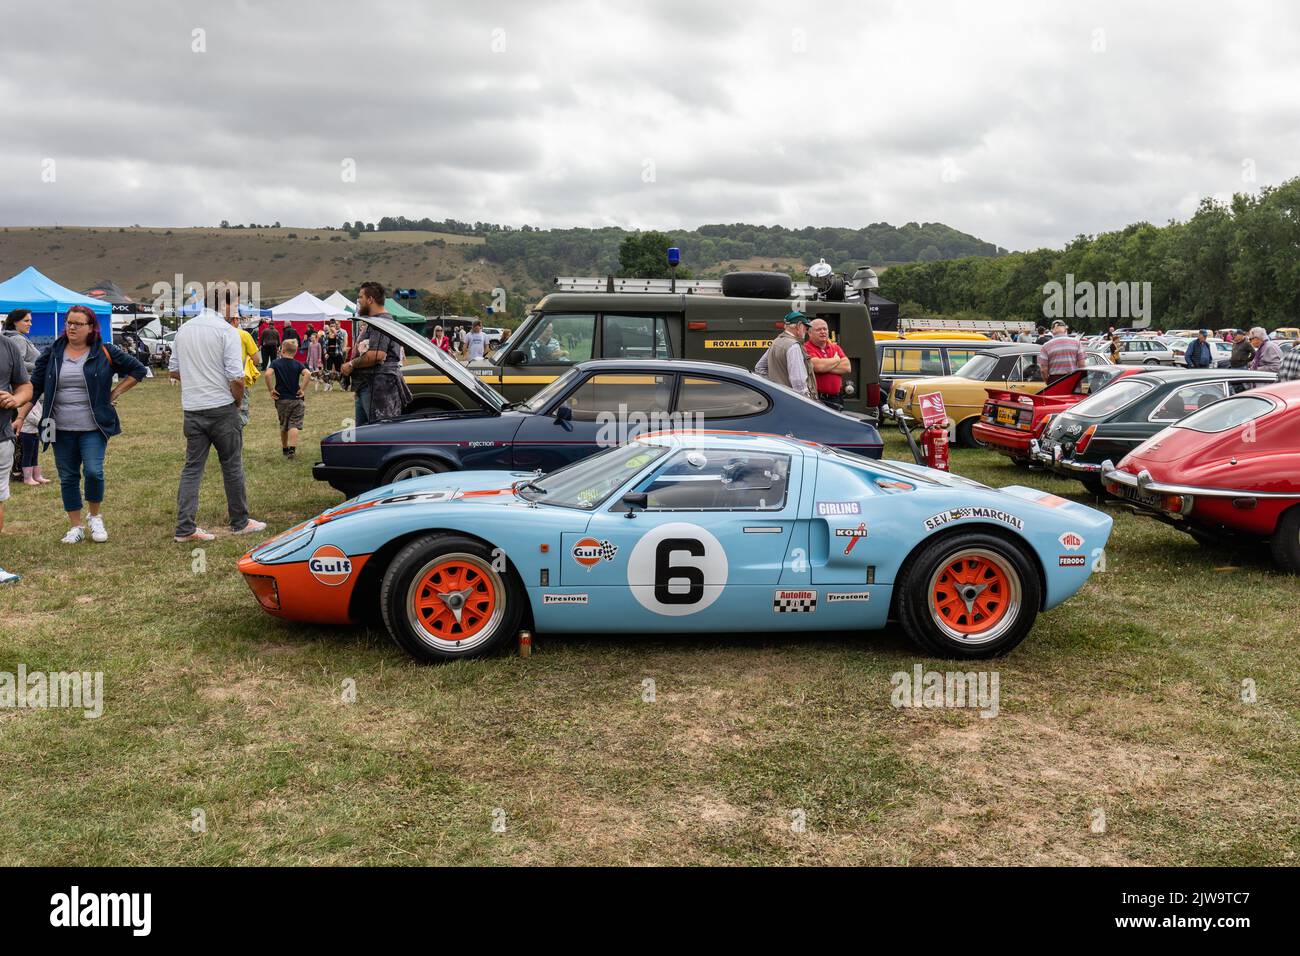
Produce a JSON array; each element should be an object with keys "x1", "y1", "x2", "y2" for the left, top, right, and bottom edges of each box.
[{"x1": 883, "y1": 344, "x2": 1047, "y2": 447}]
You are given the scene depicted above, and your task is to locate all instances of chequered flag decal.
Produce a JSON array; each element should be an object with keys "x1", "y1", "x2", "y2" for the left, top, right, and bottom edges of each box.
[{"x1": 772, "y1": 590, "x2": 817, "y2": 613}]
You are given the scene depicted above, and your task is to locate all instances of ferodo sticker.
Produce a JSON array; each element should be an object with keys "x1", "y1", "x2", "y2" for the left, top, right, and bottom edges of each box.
[
  {"x1": 1058, "y1": 555, "x2": 1087, "y2": 568},
  {"x1": 923, "y1": 507, "x2": 1025, "y2": 532},
  {"x1": 1058, "y1": 531, "x2": 1084, "y2": 551},
  {"x1": 773, "y1": 589, "x2": 817, "y2": 613},
  {"x1": 627, "y1": 522, "x2": 727, "y2": 617},
  {"x1": 572, "y1": 537, "x2": 618, "y2": 569},
  {"x1": 308, "y1": 545, "x2": 353, "y2": 586}
]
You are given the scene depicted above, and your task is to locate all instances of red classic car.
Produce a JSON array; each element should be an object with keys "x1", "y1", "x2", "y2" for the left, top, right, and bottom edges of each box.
[
  {"x1": 1101, "y1": 381, "x2": 1300, "y2": 570},
  {"x1": 972, "y1": 365, "x2": 1141, "y2": 464}
]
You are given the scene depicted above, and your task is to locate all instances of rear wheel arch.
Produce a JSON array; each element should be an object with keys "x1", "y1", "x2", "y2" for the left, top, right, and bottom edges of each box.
[{"x1": 890, "y1": 523, "x2": 1048, "y2": 618}]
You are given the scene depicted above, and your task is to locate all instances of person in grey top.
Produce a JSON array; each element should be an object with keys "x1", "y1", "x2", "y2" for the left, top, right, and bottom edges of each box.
[
  {"x1": 1247, "y1": 327, "x2": 1282, "y2": 373},
  {"x1": 30, "y1": 305, "x2": 147, "y2": 544},
  {"x1": 3, "y1": 309, "x2": 39, "y2": 484}
]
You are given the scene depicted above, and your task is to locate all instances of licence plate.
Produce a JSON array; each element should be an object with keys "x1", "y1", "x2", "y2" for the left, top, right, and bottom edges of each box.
[
  {"x1": 996, "y1": 406, "x2": 1018, "y2": 425},
  {"x1": 1117, "y1": 484, "x2": 1165, "y2": 511}
]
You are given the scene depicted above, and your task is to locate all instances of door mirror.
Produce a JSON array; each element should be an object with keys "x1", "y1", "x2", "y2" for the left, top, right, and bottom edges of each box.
[
  {"x1": 621, "y1": 492, "x2": 648, "y2": 514},
  {"x1": 554, "y1": 404, "x2": 572, "y2": 423},
  {"x1": 506, "y1": 350, "x2": 528, "y2": 366}
]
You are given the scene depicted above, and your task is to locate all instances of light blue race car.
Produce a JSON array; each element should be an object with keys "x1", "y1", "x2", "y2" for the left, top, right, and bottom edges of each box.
[{"x1": 240, "y1": 432, "x2": 1112, "y2": 663}]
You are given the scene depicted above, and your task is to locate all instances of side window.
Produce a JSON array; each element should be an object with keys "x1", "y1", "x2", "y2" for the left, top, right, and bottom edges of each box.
[
  {"x1": 676, "y1": 376, "x2": 770, "y2": 419},
  {"x1": 878, "y1": 347, "x2": 900, "y2": 375},
  {"x1": 1230, "y1": 379, "x2": 1264, "y2": 395},
  {"x1": 655, "y1": 317, "x2": 675, "y2": 358},
  {"x1": 1150, "y1": 383, "x2": 1227, "y2": 420},
  {"x1": 945, "y1": 349, "x2": 981, "y2": 373},
  {"x1": 557, "y1": 373, "x2": 674, "y2": 423},
  {"x1": 521, "y1": 313, "x2": 595, "y2": 365},
  {"x1": 639, "y1": 450, "x2": 791, "y2": 511},
  {"x1": 601, "y1": 314, "x2": 661, "y2": 359}
]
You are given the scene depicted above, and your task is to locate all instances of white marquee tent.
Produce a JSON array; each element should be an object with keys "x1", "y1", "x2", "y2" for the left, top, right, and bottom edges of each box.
[{"x1": 323, "y1": 291, "x2": 357, "y2": 314}]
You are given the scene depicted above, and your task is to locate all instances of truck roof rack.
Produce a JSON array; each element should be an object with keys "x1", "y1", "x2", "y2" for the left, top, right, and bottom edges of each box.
[
  {"x1": 553, "y1": 275, "x2": 823, "y2": 298},
  {"x1": 900, "y1": 317, "x2": 1037, "y2": 333}
]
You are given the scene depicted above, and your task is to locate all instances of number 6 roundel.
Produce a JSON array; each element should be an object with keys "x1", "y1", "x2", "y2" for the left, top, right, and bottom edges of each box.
[{"x1": 626, "y1": 522, "x2": 728, "y2": 617}]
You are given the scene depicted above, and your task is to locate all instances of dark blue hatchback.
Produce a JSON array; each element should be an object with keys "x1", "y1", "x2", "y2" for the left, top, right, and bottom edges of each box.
[{"x1": 313, "y1": 316, "x2": 883, "y2": 497}]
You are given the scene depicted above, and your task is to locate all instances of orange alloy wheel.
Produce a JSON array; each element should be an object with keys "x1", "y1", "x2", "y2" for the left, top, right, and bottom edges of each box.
[
  {"x1": 410, "y1": 557, "x2": 498, "y2": 644},
  {"x1": 926, "y1": 548, "x2": 1021, "y2": 644}
]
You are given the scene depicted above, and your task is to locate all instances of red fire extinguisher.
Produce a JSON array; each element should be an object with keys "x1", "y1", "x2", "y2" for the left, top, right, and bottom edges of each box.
[{"x1": 919, "y1": 424, "x2": 950, "y2": 471}]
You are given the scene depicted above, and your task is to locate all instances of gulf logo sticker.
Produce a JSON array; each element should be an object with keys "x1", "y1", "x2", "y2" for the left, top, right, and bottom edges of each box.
[
  {"x1": 572, "y1": 537, "x2": 618, "y2": 569},
  {"x1": 308, "y1": 545, "x2": 353, "y2": 586}
]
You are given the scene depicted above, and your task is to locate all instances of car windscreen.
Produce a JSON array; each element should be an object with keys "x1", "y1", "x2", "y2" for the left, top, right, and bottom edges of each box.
[
  {"x1": 519, "y1": 442, "x2": 670, "y2": 510},
  {"x1": 1069, "y1": 378, "x2": 1155, "y2": 418},
  {"x1": 523, "y1": 367, "x2": 584, "y2": 412},
  {"x1": 954, "y1": 354, "x2": 999, "y2": 380},
  {"x1": 1173, "y1": 395, "x2": 1274, "y2": 433}
]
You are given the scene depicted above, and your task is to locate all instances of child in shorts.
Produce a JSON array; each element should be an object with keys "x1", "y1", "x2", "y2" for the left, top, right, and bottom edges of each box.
[{"x1": 266, "y1": 340, "x2": 309, "y2": 460}]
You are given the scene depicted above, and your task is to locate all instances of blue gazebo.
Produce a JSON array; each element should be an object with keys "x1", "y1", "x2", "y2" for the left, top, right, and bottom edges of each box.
[{"x1": 0, "y1": 266, "x2": 113, "y2": 349}]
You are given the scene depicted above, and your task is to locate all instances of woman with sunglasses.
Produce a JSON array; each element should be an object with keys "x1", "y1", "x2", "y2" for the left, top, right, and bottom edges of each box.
[{"x1": 30, "y1": 305, "x2": 148, "y2": 543}]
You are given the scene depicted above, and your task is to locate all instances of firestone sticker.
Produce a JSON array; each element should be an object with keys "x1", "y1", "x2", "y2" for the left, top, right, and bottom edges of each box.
[
  {"x1": 543, "y1": 593, "x2": 589, "y2": 605},
  {"x1": 923, "y1": 507, "x2": 1025, "y2": 532},
  {"x1": 826, "y1": 592, "x2": 871, "y2": 603}
]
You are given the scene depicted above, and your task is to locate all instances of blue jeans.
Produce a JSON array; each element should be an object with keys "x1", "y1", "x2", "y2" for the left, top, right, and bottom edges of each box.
[
  {"x1": 53, "y1": 430, "x2": 107, "y2": 513},
  {"x1": 353, "y1": 383, "x2": 373, "y2": 427}
]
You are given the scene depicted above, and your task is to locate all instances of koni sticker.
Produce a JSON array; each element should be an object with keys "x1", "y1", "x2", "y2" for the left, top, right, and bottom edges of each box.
[
  {"x1": 816, "y1": 501, "x2": 860, "y2": 516},
  {"x1": 308, "y1": 546, "x2": 353, "y2": 586},
  {"x1": 1058, "y1": 531, "x2": 1084, "y2": 551},
  {"x1": 543, "y1": 593, "x2": 588, "y2": 605},
  {"x1": 773, "y1": 589, "x2": 817, "y2": 613},
  {"x1": 571, "y1": 537, "x2": 618, "y2": 569},
  {"x1": 835, "y1": 523, "x2": 868, "y2": 554},
  {"x1": 923, "y1": 507, "x2": 1025, "y2": 532}
]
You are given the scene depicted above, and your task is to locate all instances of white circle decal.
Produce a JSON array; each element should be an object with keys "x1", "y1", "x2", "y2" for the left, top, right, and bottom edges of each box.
[{"x1": 627, "y1": 522, "x2": 728, "y2": 616}]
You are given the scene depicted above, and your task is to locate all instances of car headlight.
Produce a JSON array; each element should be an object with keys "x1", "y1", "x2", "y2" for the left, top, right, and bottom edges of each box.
[{"x1": 252, "y1": 522, "x2": 316, "y2": 562}]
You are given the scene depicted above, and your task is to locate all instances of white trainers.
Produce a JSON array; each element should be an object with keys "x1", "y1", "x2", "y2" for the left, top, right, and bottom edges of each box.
[
  {"x1": 0, "y1": 567, "x2": 19, "y2": 585},
  {"x1": 233, "y1": 518, "x2": 267, "y2": 535},
  {"x1": 174, "y1": 528, "x2": 215, "y2": 543},
  {"x1": 61, "y1": 526, "x2": 86, "y2": 545},
  {"x1": 87, "y1": 514, "x2": 108, "y2": 543}
]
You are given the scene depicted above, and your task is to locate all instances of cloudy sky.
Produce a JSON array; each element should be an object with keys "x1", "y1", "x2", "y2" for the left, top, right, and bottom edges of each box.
[{"x1": 2, "y1": 0, "x2": 1298, "y2": 251}]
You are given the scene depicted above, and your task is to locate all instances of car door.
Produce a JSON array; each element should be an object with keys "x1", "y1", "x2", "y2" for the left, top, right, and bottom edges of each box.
[
  {"x1": 562, "y1": 447, "x2": 807, "y2": 628},
  {"x1": 512, "y1": 370, "x2": 676, "y2": 473}
]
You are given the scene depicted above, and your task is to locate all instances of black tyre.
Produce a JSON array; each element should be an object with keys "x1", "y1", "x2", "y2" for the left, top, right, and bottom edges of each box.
[
  {"x1": 1269, "y1": 506, "x2": 1300, "y2": 573},
  {"x1": 896, "y1": 531, "x2": 1042, "y2": 658},
  {"x1": 380, "y1": 535, "x2": 522, "y2": 663},
  {"x1": 721, "y1": 271, "x2": 793, "y2": 300},
  {"x1": 956, "y1": 418, "x2": 985, "y2": 449},
  {"x1": 381, "y1": 456, "x2": 448, "y2": 486},
  {"x1": 1079, "y1": 475, "x2": 1106, "y2": 497}
]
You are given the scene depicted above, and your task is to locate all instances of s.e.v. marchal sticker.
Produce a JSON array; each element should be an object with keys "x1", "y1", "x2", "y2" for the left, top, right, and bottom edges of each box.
[{"x1": 923, "y1": 507, "x2": 1024, "y2": 532}]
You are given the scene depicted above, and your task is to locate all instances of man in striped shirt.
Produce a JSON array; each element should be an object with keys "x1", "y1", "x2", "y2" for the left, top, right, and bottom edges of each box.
[{"x1": 1039, "y1": 320, "x2": 1086, "y2": 380}]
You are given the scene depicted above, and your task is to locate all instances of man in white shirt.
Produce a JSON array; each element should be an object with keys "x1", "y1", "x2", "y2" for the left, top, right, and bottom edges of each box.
[
  {"x1": 169, "y1": 282, "x2": 266, "y2": 542},
  {"x1": 464, "y1": 320, "x2": 489, "y2": 362}
]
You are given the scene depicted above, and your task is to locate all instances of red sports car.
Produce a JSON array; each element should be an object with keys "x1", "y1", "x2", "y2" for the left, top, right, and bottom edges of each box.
[
  {"x1": 1101, "y1": 381, "x2": 1300, "y2": 571},
  {"x1": 972, "y1": 365, "x2": 1141, "y2": 464}
]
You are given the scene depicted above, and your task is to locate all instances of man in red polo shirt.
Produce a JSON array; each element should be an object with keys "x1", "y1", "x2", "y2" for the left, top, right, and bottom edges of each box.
[{"x1": 804, "y1": 318, "x2": 851, "y2": 409}]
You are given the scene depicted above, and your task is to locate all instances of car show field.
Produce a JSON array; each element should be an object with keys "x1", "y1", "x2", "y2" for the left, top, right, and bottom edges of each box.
[{"x1": 1, "y1": 379, "x2": 1295, "y2": 866}]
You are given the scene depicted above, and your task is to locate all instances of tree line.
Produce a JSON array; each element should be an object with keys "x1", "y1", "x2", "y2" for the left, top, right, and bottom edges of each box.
[{"x1": 879, "y1": 178, "x2": 1300, "y2": 331}]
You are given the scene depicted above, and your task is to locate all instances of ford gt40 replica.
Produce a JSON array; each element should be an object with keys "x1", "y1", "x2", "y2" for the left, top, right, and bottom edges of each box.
[
  {"x1": 1101, "y1": 381, "x2": 1300, "y2": 571},
  {"x1": 972, "y1": 365, "x2": 1143, "y2": 465},
  {"x1": 240, "y1": 432, "x2": 1112, "y2": 663},
  {"x1": 314, "y1": 315, "x2": 883, "y2": 497}
]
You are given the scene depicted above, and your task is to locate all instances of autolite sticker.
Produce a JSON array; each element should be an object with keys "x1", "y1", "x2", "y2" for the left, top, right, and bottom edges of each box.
[
  {"x1": 1058, "y1": 531, "x2": 1084, "y2": 551},
  {"x1": 308, "y1": 546, "x2": 353, "y2": 586},
  {"x1": 773, "y1": 589, "x2": 817, "y2": 613},
  {"x1": 571, "y1": 538, "x2": 618, "y2": 569},
  {"x1": 543, "y1": 593, "x2": 588, "y2": 605},
  {"x1": 923, "y1": 507, "x2": 1025, "y2": 532},
  {"x1": 816, "y1": 501, "x2": 861, "y2": 516},
  {"x1": 1058, "y1": 555, "x2": 1087, "y2": 567}
]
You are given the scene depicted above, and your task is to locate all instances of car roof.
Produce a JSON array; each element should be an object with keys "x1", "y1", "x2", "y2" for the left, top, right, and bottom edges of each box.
[
  {"x1": 984, "y1": 344, "x2": 1042, "y2": 357},
  {"x1": 877, "y1": 339, "x2": 1004, "y2": 348},
  {"x1": 1140, "y1": 368, "x2": 1276, "y2": 383},
  {"x1": 634, "y1": 430, "x2": 821, "y2": 456},
  {"x1": 573, "y1": 358, "x2": 760, "y2": 377}
]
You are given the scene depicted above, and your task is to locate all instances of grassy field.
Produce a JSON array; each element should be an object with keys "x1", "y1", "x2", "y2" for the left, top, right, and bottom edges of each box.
[{"x1": 0, "y1": 378, "x2": 1296, "y2": 866}]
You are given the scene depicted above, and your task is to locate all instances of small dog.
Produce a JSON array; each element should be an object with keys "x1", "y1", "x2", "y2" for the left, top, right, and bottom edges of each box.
[{"x1": 314, "y1": 367, "x2": 341, "y2": 392}]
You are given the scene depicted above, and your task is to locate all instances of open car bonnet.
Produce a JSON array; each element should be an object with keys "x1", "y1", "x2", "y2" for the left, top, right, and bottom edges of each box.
[{"x1": 360, "y1": 314, "x2": 507, "y2": 414}]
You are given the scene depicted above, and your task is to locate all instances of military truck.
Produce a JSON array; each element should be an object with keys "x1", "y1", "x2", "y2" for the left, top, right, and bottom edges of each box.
[{"x1": 403, "y1": 271, "x2": 882, "y2": 414}]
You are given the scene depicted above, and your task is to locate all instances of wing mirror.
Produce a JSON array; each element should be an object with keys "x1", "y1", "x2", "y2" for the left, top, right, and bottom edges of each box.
[
  {"x1": 621, "y1": 492, "x2": 648, "y2": 517},
  {"x1": 554, "y1": 404, "x2": 573, "y2": 428},
  {"x1": 506, "y1": 350, "x2": 528, "y2": 366}
]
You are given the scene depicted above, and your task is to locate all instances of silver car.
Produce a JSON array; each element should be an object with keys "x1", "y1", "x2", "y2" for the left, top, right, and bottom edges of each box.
[{"x1": 1112, "y1": 337, "x2": 1176, "y2": 366}]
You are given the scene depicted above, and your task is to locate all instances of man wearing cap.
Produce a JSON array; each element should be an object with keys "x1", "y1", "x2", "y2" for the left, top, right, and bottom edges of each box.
[
  {"x1": 804, "y1": 318, "x2": 850, "y2": 409},
  {"x1": 1185, "y1": 329, "x2": 1214, "y2": 369},
  {"x1": 1229, "y1": 330, "x2": 1254, "y2": 368},
  {"x1": 1039, "y1": 320, "x2": 1085, "y2": 379},
  {"x1": 755, "y1": 311, "x2": 816, "y2": 400}
]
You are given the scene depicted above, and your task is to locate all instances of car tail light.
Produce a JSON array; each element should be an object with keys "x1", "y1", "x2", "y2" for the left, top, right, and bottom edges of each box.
[
  {"x1": 1074, "y1": 425, "x2": 1098, "y2": 453},
  {"x1": 1105, "y1": 481, "x2": 1121, "y2": 495},
  {"x1": 865, "y1": 383, "x2": 881, "y2": 407},
  {"x1": 1162, "y1": 495, "x2": 1183, "y2": 513},
  {"x1": 244, "y1": 573, "x2": 281, "y2": 611}
]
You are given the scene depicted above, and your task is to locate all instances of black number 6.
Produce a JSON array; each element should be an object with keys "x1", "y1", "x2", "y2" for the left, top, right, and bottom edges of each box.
[{"x1": 654, "y1": 538, "x2": 705, "y2": 605}]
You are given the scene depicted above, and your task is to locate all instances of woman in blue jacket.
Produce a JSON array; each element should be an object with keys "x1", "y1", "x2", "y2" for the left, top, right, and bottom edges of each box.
[{"x1": 30, "y1": 305, "x2": 148, "y2": 544}]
